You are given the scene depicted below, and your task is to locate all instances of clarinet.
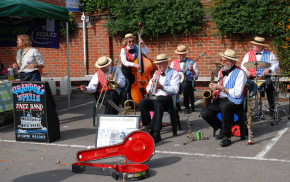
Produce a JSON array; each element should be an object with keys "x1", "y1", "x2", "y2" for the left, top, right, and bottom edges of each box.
[{"x1": 247, "y1": 89, "x2": 254, "y2": 144}]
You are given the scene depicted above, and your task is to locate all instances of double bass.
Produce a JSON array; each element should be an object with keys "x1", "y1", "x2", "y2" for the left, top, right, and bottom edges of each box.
[{"x1": 131, "y1": 22, "x2": 154, "y2": 104}]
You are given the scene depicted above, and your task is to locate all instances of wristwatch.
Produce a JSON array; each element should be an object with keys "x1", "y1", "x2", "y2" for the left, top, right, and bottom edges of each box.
[{"x1": 222, "y1": 86, "x2": 225, "y2": 92}]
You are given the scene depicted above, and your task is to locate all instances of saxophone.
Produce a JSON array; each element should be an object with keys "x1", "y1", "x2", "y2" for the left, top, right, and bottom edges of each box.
[
  {"x1": 247, "y1": 89, "x2": 254, "y2": 144},
  {"x1": 202, "y1": 70, "x2": 215, "y2": 108}
]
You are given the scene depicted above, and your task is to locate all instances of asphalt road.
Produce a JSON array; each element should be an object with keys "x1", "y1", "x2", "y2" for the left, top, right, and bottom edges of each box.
[{"x1": 1, "y1": 92, "x2": 290, "y2": 182}]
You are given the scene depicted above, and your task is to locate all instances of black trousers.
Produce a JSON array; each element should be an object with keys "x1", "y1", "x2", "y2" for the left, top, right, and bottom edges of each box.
[
  {"x1": 121, "y1": 65, "x2": 135, "y2": 105},
  {"x1": 181, "y1": 80, "x2": 195, "y2": 111},
  {"x1": 139, "y1": 96, "x2": 174, "y2": 132},
  {"x1": 95, "y1": 90, "x2": 121, "y2": 115},
  {"x1": 200, "y1": 98, "x2": 243, "y2": 138},
  {"x1": 261, "y1": 77, "x2": 275, "y2": 111}
]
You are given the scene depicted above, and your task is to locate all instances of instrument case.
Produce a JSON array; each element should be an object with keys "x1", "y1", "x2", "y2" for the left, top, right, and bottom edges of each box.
[{"x1": 72, "y1": 131, "x2": 155, "y2": 181}]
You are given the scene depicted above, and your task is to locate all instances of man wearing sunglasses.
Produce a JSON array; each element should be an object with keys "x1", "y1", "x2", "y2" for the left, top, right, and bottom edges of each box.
[
  {"x1": 200, "y1": 49, "x2": 247, "y2": 147},
  {"x1": 120, "y1": 33, "x2": 149, "y2": 104}
]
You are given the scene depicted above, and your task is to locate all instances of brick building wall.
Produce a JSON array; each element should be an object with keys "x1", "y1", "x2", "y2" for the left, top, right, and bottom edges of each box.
[{"x1": 0, "y1": 0, "x2": 277, "y2": 80}]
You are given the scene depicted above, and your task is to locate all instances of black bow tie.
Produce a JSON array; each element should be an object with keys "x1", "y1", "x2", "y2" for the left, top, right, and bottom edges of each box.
[
  {"x1": 180, "y1": 59, "x2": 186, "y2": 63},
  {"x1": 161, "y1": 72, "x2": 166, "y2": 76},
  {"x1": 222, "y1": 65, "x2": 236, "y2": 77},
  {"x1": 255, "y1": 52, "x2": 262, "y2": 55}
]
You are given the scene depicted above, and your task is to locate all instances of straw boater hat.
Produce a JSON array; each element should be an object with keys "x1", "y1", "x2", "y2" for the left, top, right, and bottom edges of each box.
[
  {"x1": 250, "y1": 36, "x2": 268, "y2": 47},
  {"x1": 95, "y1": 56, "x2": 112, "y2": 68},
  {"x1": 123, "y1": 33, "x2": 136, "y2": 40},
  {"x1": 153, "y1": 54, "x2": 171, "y2": 64},
  {"x1": 175, "y1": 44, "x2": 189, "y2": 54},
  {"x1": 219, "y1": 49, "x2": 239, "y2": 62}
]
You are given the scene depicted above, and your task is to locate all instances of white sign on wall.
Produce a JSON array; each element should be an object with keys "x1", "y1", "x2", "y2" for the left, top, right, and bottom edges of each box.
[{"x1": 66, "y1": 0, "x2": 81, "y2": 12}]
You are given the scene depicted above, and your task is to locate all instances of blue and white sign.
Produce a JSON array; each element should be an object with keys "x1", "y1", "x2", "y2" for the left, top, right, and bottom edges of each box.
[
  {"x1": 0, "y1": 19, "x2": 60, "y2": 49},
  {"x1": 66, "y1": 0, "x2": 81, "y2": 12}
]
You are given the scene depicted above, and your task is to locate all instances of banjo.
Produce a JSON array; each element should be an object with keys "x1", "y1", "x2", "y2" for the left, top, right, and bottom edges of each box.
[{"x1": 179, "y1": 52, "x2": 206, "y2": 83}]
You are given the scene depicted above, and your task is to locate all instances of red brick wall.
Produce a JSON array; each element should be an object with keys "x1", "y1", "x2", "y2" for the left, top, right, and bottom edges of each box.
[{"x1": 0, "y1": 0, "x2": 277, "y2": 78}]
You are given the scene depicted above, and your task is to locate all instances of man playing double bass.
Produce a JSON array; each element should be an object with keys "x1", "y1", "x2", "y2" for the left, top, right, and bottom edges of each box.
[
  {"x1": 241, "y1": 37, "x2": 279, "y2": 116},
  {"x1": 80, "y1": 56, "x2": 126, "y2": 114},
  {"x1": 201, "y1": 49, "x2": 247, "y2": 147},
  {"x1": 139, "y1": 54, "x2": 180, "y2": 143}
]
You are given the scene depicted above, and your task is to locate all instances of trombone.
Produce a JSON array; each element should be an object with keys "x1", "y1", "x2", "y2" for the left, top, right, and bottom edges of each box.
[
  {"x1": 96, "y1": 58, "x2": 121, "y2": 109},
  {"x1": 107, "y1": 58, "x2": 121, "y2": 90}
]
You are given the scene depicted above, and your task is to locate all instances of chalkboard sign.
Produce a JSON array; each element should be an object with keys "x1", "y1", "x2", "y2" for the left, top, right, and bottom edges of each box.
[
  {"x1": 95, "y1": 115, "x2": 140, "y2": 148},
  {"x1": 12, "y1": 81, "x2": 60, "y2": 142}
]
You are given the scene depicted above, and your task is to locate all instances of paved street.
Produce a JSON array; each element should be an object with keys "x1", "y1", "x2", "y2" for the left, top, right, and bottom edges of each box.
[{"x1": 0, "y1": 92, "x2": 290, "y2": 182}]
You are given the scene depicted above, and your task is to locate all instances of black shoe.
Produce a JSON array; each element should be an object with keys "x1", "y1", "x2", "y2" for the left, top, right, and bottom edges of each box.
[
  {"x1": 176, "y1": 103, "x2": 182, "y2": 111},
  {"x1": 215, "y1": 129, "x2": 223, "y2": 140},
  {"x1": 185, "y1": 108, "x2": 191, "y2": 114},
  {"x1": 220, "y1": 137, "x2": 231, "y2": 147},
  {"x1": 149, "y1": 130, "x2": 162, "y2": 143},
  {"x1": 215, "y1": 134, "x2": 224, "y2": 140},
  {"x1": 153, "y1": 135, "x2": 161, "y2": 143}
]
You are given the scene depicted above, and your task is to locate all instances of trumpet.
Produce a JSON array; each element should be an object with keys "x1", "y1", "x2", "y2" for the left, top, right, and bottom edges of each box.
[
  {"x1": 123, "y1": 94, "x2": 136, "y2": 115},
  {"x1": 107, "y1": 58, "x2": 121, "y2": 90},
  {"x1": 148, "y1": 72, "x2": 159, "y2": 100}
]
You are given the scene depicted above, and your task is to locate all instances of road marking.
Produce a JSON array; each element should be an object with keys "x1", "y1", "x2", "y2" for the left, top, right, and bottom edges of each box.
[
  {"x1": 255, "y1": 127, "x2": 288, "y2": 159},
  {"x1": 1, "y1": 134, "x2": 290, "y2": 163},
  {"x1": 0, "y1": 124, "x2": 14, "y2": 130},
  {"x1": 57, "y1": 101, "x2": 93, "y2": 113}
]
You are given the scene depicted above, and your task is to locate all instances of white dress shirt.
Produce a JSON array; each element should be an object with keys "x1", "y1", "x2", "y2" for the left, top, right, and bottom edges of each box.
[
  {"x1": 146, "y1": 67, "x2": 180, "y2": 96},
  {"x1": 241, "y1": 49, "x2": 279, "y2": 74},
  {"x1": 85, "y1": 67, "x2": 126, "y2": 93},
  {"x1": 218, "y1": 69, "x2": 247, "y2": 99},
  {"x1": 120, "y1": 45, "x2": 149, "y2": 67}
]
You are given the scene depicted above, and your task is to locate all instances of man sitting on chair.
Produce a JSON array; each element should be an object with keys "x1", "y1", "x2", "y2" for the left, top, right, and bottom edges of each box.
[
  {"x1": 139, "y1": 54, "x2": 180, "y2": 143},
  {"x1": 80, "y1": 56, "x2": 126, "y2": 114},
  {"x1": 241, "y1": 36, "x2": 279, "y2": 117},
  {"x1": 200, "y1": 49, "x2": 247, "y2": 147}
]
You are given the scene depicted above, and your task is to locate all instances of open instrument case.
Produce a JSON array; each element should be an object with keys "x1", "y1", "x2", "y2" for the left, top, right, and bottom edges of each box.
[{"x1": 72, "y1": 131, "x2": 155, "y2": 181}]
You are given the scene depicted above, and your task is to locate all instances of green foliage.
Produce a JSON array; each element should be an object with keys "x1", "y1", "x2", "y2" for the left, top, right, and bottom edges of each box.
[
  {"x1": 80, "y1": 0, "x2": 205, "y2": 39},
  {"x1": 211, "y1": 0, "x2": 290, "y2": 75},
  {"x1": 79, "y1": 0, "x2": 117, "y2": 15},
  {"x1": 60, "y1": 12, "x2": 77, "y2": 38}
]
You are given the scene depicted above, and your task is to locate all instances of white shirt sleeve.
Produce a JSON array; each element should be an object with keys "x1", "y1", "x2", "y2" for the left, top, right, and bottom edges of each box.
[
  {"x1": 85, "y1": 73, "x2": 99, "y2": 93},
  {"x1": 120, "y1": 47, "x2": 135, "y2": 67},
  {"x1": 163, "y1": 70, "x2": 180, "y2": 95},
  {"x1": 192, "y1": 62, "x2": 198, "y2": 79},
  {"x1": 268, "y1": 52, "x2": 279, "y2": 73},
  {"x1": 227, "y1": 70, "x2": 247, "y2": 98}
]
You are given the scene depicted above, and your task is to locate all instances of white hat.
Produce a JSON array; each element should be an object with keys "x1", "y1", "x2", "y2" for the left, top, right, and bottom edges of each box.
[
  {"x1": 95, "y1": 56, "x2": 112, "y2": 68},
  {"x1": 153, "y1": 54, "x2": 171, "y2": 64},
  {"x1": 219, "y1": 49, "x2": 239, "y2": 61},
  {"x1": 175, "y1": 44, "x2": 189, "y2": 54},
  {"x1": 250, "y1": 36, "x2": 268, "y2": 47}
]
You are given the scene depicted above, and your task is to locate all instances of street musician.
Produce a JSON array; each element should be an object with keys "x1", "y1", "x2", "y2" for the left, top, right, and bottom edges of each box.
[
  {"x1": 200, "y1": 49, "x2": 247, "y2": 147},
  {"x1": 80, "y1": 56, "x2": 126, "y2": 114},
  {"x1": 241, "y1": 37, "x2": 279, "y2": 116},
  {"x1": 139, "y1": 54, "x2": 180, "y2": 143},
  {"x1": 170, "y1": 44, "x2": 198, "y2": 114}
]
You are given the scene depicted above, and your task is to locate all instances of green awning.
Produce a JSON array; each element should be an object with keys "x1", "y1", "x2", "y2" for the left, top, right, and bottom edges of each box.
[{"x1": 0, "y1": 0, "x2": 69, "y2": 22}]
